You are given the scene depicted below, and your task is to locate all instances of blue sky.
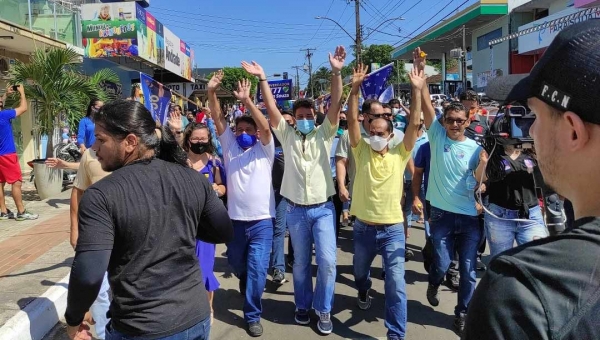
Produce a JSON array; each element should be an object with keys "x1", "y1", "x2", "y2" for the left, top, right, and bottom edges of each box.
[{"x1": 149, "y1": 0, "x2": 478, "y2": 87}]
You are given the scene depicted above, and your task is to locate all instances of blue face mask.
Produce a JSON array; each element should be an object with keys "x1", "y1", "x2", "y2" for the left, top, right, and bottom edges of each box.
[
  {"x1": 236, "y1": 133, "x2": 257, "y2": 149},
  {"x1": 296, "y1": 119, "x2": 315, "y2": 135}
]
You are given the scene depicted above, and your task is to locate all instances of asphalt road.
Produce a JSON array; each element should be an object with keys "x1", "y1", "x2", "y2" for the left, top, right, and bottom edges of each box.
[{"x1": 45, "y1": 221, "x2": 481, "y2": 340}]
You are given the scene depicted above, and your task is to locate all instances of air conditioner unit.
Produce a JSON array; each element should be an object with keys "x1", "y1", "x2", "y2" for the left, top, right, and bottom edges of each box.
[{"x1": 0, "y1": 57, "x2": 11, "y2": 78}]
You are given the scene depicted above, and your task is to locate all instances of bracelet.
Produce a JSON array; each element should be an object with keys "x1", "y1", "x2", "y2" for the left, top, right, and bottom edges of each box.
[
  {"x1": 259, "y1": 78, "x2": 267, "y2": 82},
  {"x1": 332, "y1": 71, "x2": 341, "y2": 76}
]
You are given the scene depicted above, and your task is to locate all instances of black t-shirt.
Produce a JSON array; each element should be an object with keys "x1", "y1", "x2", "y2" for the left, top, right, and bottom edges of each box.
[
  {"x1": 272, "y1": 133, "x2": 285, "y2": 191},
  {"x1": 487, "y1": 153, "x2": 538, "y2": 211},
  {"x1": 463, "y1": 217, "x2": 600, "y2": 340},
  {"x1": 465, "y1": 114, "x2": 489, "y2": 142},
  {"x1": 75, "y1": 159, "x2": 232, "y2": 337}
]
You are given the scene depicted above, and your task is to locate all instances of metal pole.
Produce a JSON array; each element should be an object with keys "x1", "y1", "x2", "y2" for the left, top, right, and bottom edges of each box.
[
  {"x1": 462, "y1": 25, "x2": 467, "y2": 91},
  {"x1": 355, "y1": 0, "x2": 362, "y2": 64},
  {"x1": 27, "y1": 0, "x2": 33, "y2": 31},
  {"x1": 53, "y1": 0, "x2": 58, "y2": 40}
]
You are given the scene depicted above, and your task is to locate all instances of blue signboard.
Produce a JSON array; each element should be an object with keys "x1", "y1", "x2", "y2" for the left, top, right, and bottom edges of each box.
[{"x1": 256, "y1": 79, "x2": 293, "y2": 103}]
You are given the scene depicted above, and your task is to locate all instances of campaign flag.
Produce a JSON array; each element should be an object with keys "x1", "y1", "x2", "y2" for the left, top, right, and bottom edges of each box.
[
  {"x1": 256, "y1": 79, "x2": 293, "y2": 103},
  {"x1": 140, "y1": 73, "x2": 172, "y2": 125},
  {"x1": 378, "y1": 85, "x2": 395, "y2": 104},
  {"x1": 322, "y1": 93, "x2": 332, "y2": 112},
  {"x1": 360, "y1": 62, "x2": 394, "y2": 101}
]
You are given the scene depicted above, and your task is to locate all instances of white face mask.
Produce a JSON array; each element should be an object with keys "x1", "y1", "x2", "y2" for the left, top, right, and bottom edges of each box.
[
  {"x1": 370, "y1": 135, "x2": 390, "y2": 152},
  {"x1": 392, "y1": 108, "x2": 401, "y2": 116}
]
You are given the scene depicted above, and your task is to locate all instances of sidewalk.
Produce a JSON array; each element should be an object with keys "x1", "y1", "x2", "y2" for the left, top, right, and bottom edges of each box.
[{"x1": 0, "y1": 182, "x2": 73, "y2": 340}]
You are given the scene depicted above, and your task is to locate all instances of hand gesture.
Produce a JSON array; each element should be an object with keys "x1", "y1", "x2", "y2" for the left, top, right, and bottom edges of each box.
[
  {"x1": 413, "y1": 47, "x2": 427, "y2": 74},
  {"x1": 409, "y1": 65, "x2": 426, "y2": 90},
  {"x1": 45, "y1": 158, "x2": 68, "y2": 169},
  {"x1": 329, "y1": 45, "x2": 347, "y2": 72},
  {"x1": 67, "y1": 312, "x2": 95, "y2": 340},
  {"x1": 339, "y1": 186, "x2": 350, "y2": 203},
  {"x1": 168, "y1": 110, "x2": 182, "y2": 131},
  {"x1": 207, "y1": 70, "x2": 224, "y2": 92},
  {"x1": 233, "y1": 79, "x2": 252, "y2": 103},
  {"x1": 351, "y1": 63, "x2": 369, "y2": 89},
  {"x1": 241, "y1": 61, "x2": 266, "y2": 79}
]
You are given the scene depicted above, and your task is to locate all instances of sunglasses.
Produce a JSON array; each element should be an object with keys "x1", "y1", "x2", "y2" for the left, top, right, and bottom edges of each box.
[{"x1": 445, "y1": 118, "x2": 468, "y2": 125}]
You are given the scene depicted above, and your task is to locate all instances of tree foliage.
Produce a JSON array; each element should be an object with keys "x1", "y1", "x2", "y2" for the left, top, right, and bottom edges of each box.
[
  {"x1": 9, "y1": 47, "x2": 119, "y2": 135},
  {"x1": 360, "y1": 44, "x2": 407, "y2": 84},
  {"x1": 212, "y1": 67, "x2": 258, "y2": 99}
]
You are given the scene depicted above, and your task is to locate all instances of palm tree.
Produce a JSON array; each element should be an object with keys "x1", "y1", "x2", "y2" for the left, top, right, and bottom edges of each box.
[{"x1": 9, "y1": 47, "x2": 119, "y2": 157}]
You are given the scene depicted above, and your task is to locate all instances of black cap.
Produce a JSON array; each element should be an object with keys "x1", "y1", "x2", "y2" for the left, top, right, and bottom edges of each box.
[{"x1": 504, "y1": 19, "x2": 600, "y2": 124}]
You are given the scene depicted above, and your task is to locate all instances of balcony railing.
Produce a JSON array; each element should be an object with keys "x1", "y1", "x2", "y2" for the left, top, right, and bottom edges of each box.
[{"x1": 0, "y1": 0, "x2": 83, "y2": 47}]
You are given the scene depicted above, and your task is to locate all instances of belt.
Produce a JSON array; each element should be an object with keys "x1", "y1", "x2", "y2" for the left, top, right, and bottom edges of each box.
[{"x1": 285, "y1": 197, "x2": 331, "y2": 208}]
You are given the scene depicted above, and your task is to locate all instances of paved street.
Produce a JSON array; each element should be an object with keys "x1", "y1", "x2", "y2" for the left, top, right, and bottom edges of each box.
[{"x1": 43, "y1": 221, "x2": 484, "y2": 340}]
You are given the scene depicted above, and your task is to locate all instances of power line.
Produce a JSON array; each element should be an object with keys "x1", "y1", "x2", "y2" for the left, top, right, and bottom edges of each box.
[{"x1": 307, "y1": 0, "x2": 336, "y2": 46}]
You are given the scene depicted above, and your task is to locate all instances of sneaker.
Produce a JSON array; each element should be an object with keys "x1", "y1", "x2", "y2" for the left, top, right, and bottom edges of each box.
[
  {"x1": 315, "y1": 310, "x2": 333, "y2": 335},
  {"x1": 357, "y1": 290, "x2": 372, "y2": 310},
  {"x1": 272, "y1": 269, "x2": 287, "y2": 284},
  {"x1": 247, "y1": 321, "x2": 263, "y2": 337},
  {"x1": 294, "y1": 309, "x2": 310, "y2": 325},
  {"x1": 454, "y1": 312, "x2": 466, "y2": 335},
  {"x1": 405, "y1": 249, "x2": 414, "y2": 262},
  {"x1": 15, "y1": 210, "x2": 38, "y2": 221},
  {"x1": 239, "y1": 277, "x2": 247, "y2": 296},
  {"x1": 7, "y1": 209, "x2": 15, "y2": 219},
  {"x1": 426, "y1": 284, "x2": 440, "y2": 307},
  {"x1": 0, "y1": 212, "x2": 8, "y2": 220},
  {"x1": 445, "y1": 273, "x2": 460, "y2": 292},
  {"x1": 476, "y1": 257, "x2": 487, "y2": 271}
]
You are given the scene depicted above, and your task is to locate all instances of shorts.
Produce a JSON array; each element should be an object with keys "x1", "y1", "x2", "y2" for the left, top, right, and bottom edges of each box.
[{"x1": 0, "y1": 153, "x2": 23, "y2": 184}]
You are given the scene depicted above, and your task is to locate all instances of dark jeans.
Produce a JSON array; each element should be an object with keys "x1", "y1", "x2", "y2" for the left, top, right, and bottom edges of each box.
[
  {"x1": 105, "y1": 316, "x2": 210, "y2": 340},
  {"x1": 428, "y1": 207, "x2": 482, "y2": 317},
  {"x1": 227, "y1": 219, "x2": 273, "y2": 322},
  {"x1": 270, "y1": 191, "x2": 287, "y2": 273}
]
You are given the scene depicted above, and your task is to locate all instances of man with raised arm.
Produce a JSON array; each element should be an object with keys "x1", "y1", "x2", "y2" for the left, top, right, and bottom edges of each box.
[
  {"x1": 415, "y1": 47, "x2": 488, "y2": 335},
  {"x1": 241, "y1": 46, "x2": 345, "y2": 335},
  {"x1": 207, "y1": 74, "x2": 275, "y2": 338},
  {"x1": 347, "y1": 62, "x2": 423, "y2": 340}
]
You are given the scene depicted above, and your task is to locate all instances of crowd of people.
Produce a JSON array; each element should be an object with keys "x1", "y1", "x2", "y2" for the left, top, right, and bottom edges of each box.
[{"x1": 1, "y1": 20, "x2": 599, "y2": 340}]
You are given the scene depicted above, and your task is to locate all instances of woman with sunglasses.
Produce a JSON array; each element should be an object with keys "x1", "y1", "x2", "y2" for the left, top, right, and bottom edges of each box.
[{"x1": 183, "y1": 122, "x2": 227, "y2": 325}]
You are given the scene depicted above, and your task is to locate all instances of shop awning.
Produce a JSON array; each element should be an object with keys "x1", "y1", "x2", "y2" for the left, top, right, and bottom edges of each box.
[{"x1": 0, "y1": 19, "x2": 68, "y2": 56}]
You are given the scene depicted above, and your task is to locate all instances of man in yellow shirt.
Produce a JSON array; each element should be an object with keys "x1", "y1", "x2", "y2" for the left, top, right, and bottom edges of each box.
[{"x1": 347, "y1": 63, "x2": 424, "y2": 340}]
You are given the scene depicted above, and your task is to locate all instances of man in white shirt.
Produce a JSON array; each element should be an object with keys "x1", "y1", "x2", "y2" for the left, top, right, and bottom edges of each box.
[
  {"x1": 241, "y1": 46, "x2": 346, "y2": 335},
  {"x1": 208, "y1": 75, "x2": 275, "y2": 337}
]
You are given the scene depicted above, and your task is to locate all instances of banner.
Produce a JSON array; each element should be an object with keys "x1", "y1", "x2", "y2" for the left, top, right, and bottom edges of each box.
[
  {"x1": 140, "y1": 73, "x2": 172, "y2": 125},
  {"x1": 136, "y1": 6, "x2": 159, "y2": 65},
  {"x1": 82, "y1": 2, "x2": 139, "y2": 58},
  {"x1": 180, "y1": 40, "x2": 193, "y2": 81},
  {"x1": 163, "y1": 27, "x2": 181, "y2": 76},
  {"x1": 256, "y1": 79, "x2": 293, "y2": 102}
]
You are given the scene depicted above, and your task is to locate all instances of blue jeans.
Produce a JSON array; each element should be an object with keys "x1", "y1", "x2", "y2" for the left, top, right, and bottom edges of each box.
[
  {"x1": 227, "y1": 219, "x2": 273, "y2": 322},
  {"x1": 286, "y1": 200, "x2": 337, "y2": 313},
  {"x1": 353, "y1": 220, "x2": 407, "y2": 339},
  {"x1": 91, "y1": 273, "x2": 110, "y2": 339},
  {"x1": 484, "y1": 203, "x2": 547, "y2": 257},
  {"x1": 105, "y1": 315, "x2": 210, "y2": 340},
  {"x1": 428, "y1": 207, "x2": 482, "y2": 317},
  {"x1": 270, "y1": 191, "x2": 287, "y2": 273}
]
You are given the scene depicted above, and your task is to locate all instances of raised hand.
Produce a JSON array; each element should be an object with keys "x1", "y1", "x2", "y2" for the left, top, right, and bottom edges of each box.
[
  {"x1": 329, "y1": 45, "x2": 347, "y2": 72},
  {"x1": 413, "y1": 47, "x2": 427, "y2": 74},
  {"x1": 207, "y1": 70, "x2": 224, "y2": 91},
  {"x1": 241, "y1": 61, "x2": 266, "y2": 79},
  {"x1": 409, "y1": 65, "x2": 426, "y2": 90},
  {"x1": 167, "y1": 110, "x2": 182, "y2": 131},
  {"x1": 233, "y1": 79, "x2": 252, "y2": 102},
  {"x1": 351, "y1": 63, "x2": 369, "y2": 89}
]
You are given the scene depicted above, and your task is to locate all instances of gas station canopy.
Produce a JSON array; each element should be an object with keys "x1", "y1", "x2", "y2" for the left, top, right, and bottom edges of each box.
[{"x1": 391, "y1": 1, "x2": 508, "y2": 60}]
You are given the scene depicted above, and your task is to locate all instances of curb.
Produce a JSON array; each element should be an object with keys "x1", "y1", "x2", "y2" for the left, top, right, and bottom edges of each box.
[{"x1": 0, "y1": 274, "x2": 70, "y2": 340}]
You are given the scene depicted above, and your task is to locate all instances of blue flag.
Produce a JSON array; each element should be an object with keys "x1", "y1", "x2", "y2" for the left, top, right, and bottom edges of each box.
[
  {"x1": 360, "y1": 62, "x2": 394, "y2": 101},
  {"x1": 378, "y1": 85, "x2": 395, "y2": 104},
  {"x1": 140, "y1": 73, "x2": 172, "y2": 125}
]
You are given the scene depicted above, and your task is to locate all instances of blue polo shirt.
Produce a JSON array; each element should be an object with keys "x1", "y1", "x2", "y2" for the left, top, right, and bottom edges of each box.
[
  {"x1": 0, "y1": 109, "x2": 17, "y2": 156},
  {"x1": 414, "y1": 141, "x2": 431, "y2": 193},
  {"x1": 426, "y1": 119, "x2": 481, "y2": 216}
]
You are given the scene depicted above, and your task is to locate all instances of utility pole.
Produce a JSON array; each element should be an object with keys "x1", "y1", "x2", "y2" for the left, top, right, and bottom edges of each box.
[
  {"x1": 462, "y1": 25, "x2": 467, "y2": 92},
  {"x1": 292, "y1": 66, "x2": 302, "y2": 99},
  {"x1": 301, "y1": 48, "x2": 316, "y2": 99},
  {"x1": 354, "y1": 0, "x2": 362, "y2": 64}
]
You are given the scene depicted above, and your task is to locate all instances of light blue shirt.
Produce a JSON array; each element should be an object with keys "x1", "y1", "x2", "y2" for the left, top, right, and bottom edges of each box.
[{"x1": 426, "y1": 120, "x2": 481, "y2": 216}]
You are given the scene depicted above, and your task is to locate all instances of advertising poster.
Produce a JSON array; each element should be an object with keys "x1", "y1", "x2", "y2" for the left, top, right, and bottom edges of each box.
[
  {"x1": 163, "y1": 27, "x2": 181, "y2": 76},
  {"x1": 81, "y1": 2, "x2": 138, "y2": 58},
  {"x1": 156, "y1": 20, "x2": 165, "y2": 68},
  {"x1": 140, "y1": 73, "x2": 172, "y2": 125},
  {"x1": 256, "y1": 79, "x2": 293, "y2": 102},
  {"x1": 179, "y1": 40, "x2": 193, "y2": 81}
]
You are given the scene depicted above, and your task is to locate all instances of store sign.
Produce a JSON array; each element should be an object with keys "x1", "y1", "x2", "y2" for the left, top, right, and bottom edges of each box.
[
  {"x1": 518, "y1": 7, "x2": 600, "y2": 54},
  {"x1": 256, "y1": 80, "x2": 293, "y2": 102},
  {"x1": 81, "y1": 3, "x2": 194, "y2": 81},
  {"x1": 477, "y1": 69, "x2": 503, "y2": 88}
]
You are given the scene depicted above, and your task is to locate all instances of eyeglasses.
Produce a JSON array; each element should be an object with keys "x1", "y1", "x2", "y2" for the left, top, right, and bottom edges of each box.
[{"x1": 445, "y1": 118, "x2": 468, "y2": 125}]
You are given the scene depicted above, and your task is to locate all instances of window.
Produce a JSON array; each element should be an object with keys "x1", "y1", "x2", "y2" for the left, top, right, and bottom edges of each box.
[{"x1": 477, "y1": 28, "x2": 503, "y2": 51}]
